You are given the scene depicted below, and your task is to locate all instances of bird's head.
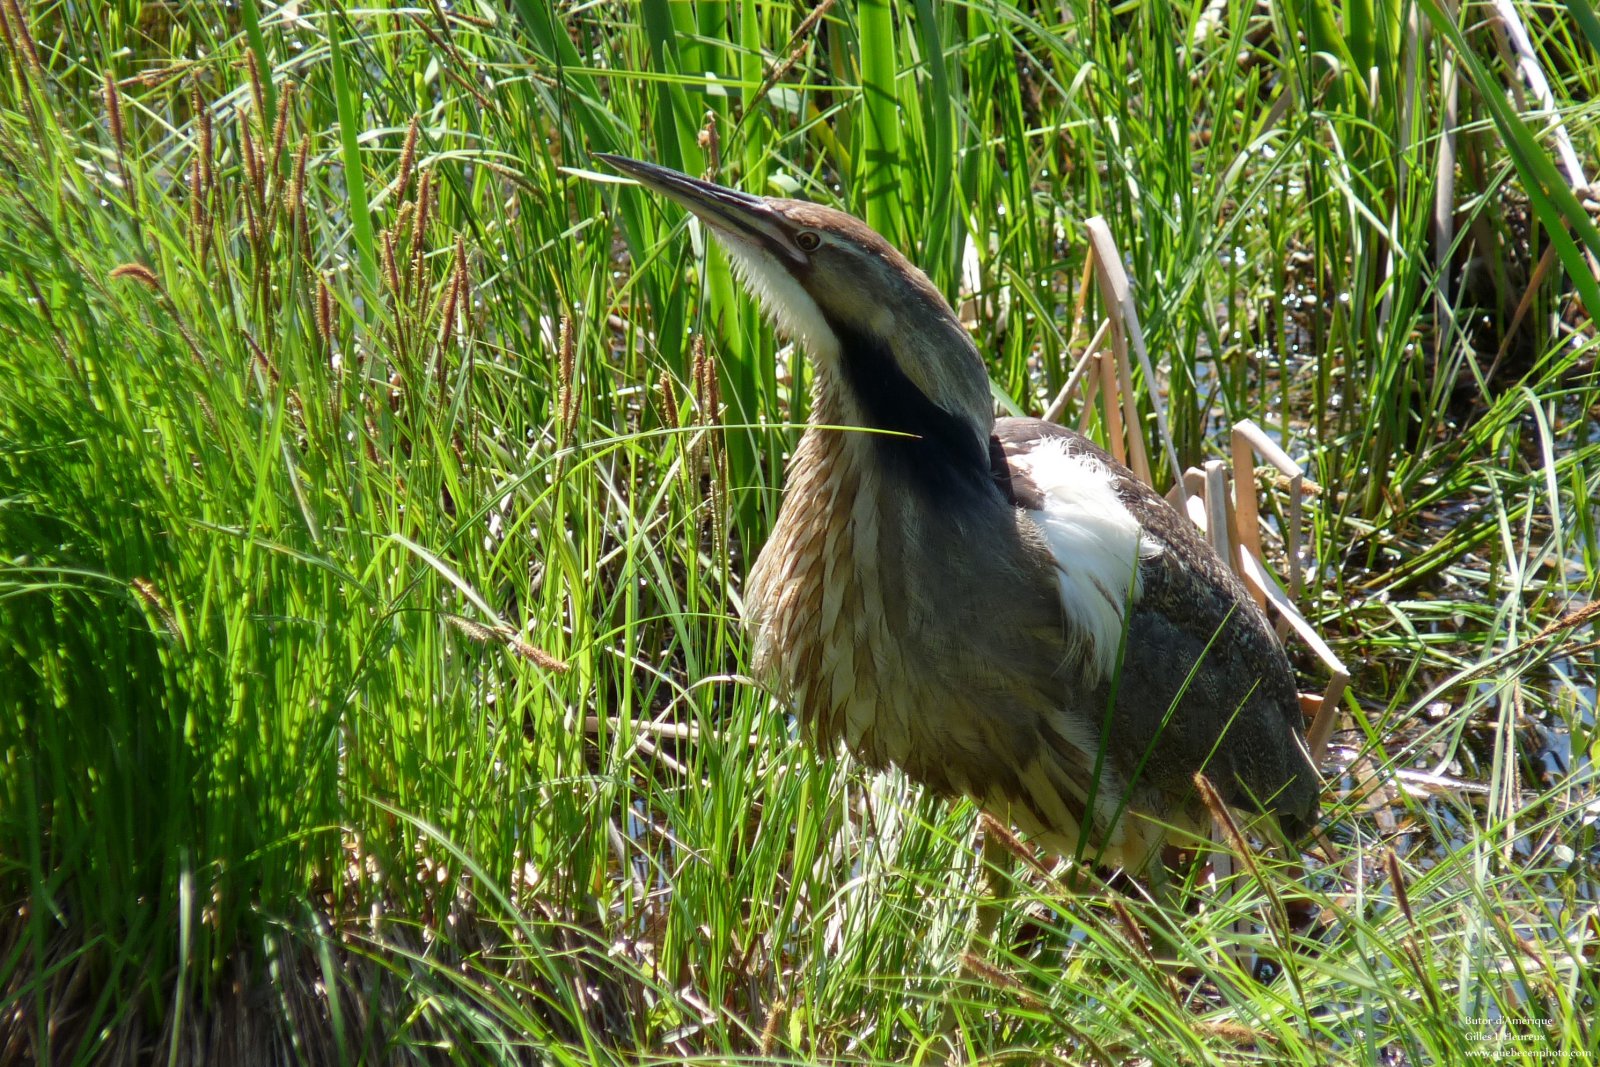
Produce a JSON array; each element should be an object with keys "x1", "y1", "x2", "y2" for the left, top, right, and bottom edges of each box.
[{"x1": 595, "y1": 154, "x2": 994, "y2": 459}]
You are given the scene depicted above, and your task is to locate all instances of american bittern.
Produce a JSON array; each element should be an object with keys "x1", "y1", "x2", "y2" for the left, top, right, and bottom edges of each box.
[{"x1": 595, "y1": 154, "x2": 1319, "y2": 883}]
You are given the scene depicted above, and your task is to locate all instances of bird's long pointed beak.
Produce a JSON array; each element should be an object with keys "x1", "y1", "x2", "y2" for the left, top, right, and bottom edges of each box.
[{"x1": 591, "y1": 153, "x2": 797, "y2": 262}]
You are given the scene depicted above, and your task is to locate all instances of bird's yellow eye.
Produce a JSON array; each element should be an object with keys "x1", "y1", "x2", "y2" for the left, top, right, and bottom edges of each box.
[{"x1": 795, "y1": 231, "x2": 821, "y2": 251}]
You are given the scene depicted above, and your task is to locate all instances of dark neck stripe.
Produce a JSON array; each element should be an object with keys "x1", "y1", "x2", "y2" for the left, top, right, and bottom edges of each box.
[{"x1": 826, "y1": 314, "x2": 993, "y2": 496}]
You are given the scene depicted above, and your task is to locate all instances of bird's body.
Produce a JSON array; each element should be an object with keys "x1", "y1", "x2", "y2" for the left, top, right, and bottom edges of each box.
[{"x1": 596, "y1": 155, "x2": 1320, "y2": 873}]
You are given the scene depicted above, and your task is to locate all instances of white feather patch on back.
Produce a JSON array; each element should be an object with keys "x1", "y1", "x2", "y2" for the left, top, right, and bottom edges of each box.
[{"x1": 1009, "y1": 437, "x2": 1157, "y2": 686}]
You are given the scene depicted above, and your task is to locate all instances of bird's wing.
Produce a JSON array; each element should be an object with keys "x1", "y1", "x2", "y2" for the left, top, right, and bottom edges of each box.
[
  {"x1": 988, "y1": 419, "x2": 1158, "y2": 689},
  {"x1": 991, "y1": 417, "x2": 1320, "y2": 835}
]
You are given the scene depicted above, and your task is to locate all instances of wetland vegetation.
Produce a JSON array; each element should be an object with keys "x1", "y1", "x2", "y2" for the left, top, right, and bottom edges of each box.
[{"x1": 1, "y1": 0, "x2": 1597, "y2": 1063}]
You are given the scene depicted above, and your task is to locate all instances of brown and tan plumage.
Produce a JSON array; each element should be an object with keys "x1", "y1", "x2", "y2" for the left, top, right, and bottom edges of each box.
[{"x1": 595, "y1": 154, "x2": 1320, "y2": 877}]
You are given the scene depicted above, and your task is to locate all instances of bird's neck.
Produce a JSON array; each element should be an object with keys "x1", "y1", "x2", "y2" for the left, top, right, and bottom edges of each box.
[{"x1": 811, "y1": 315, "x2": 993, "y2": 492}]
